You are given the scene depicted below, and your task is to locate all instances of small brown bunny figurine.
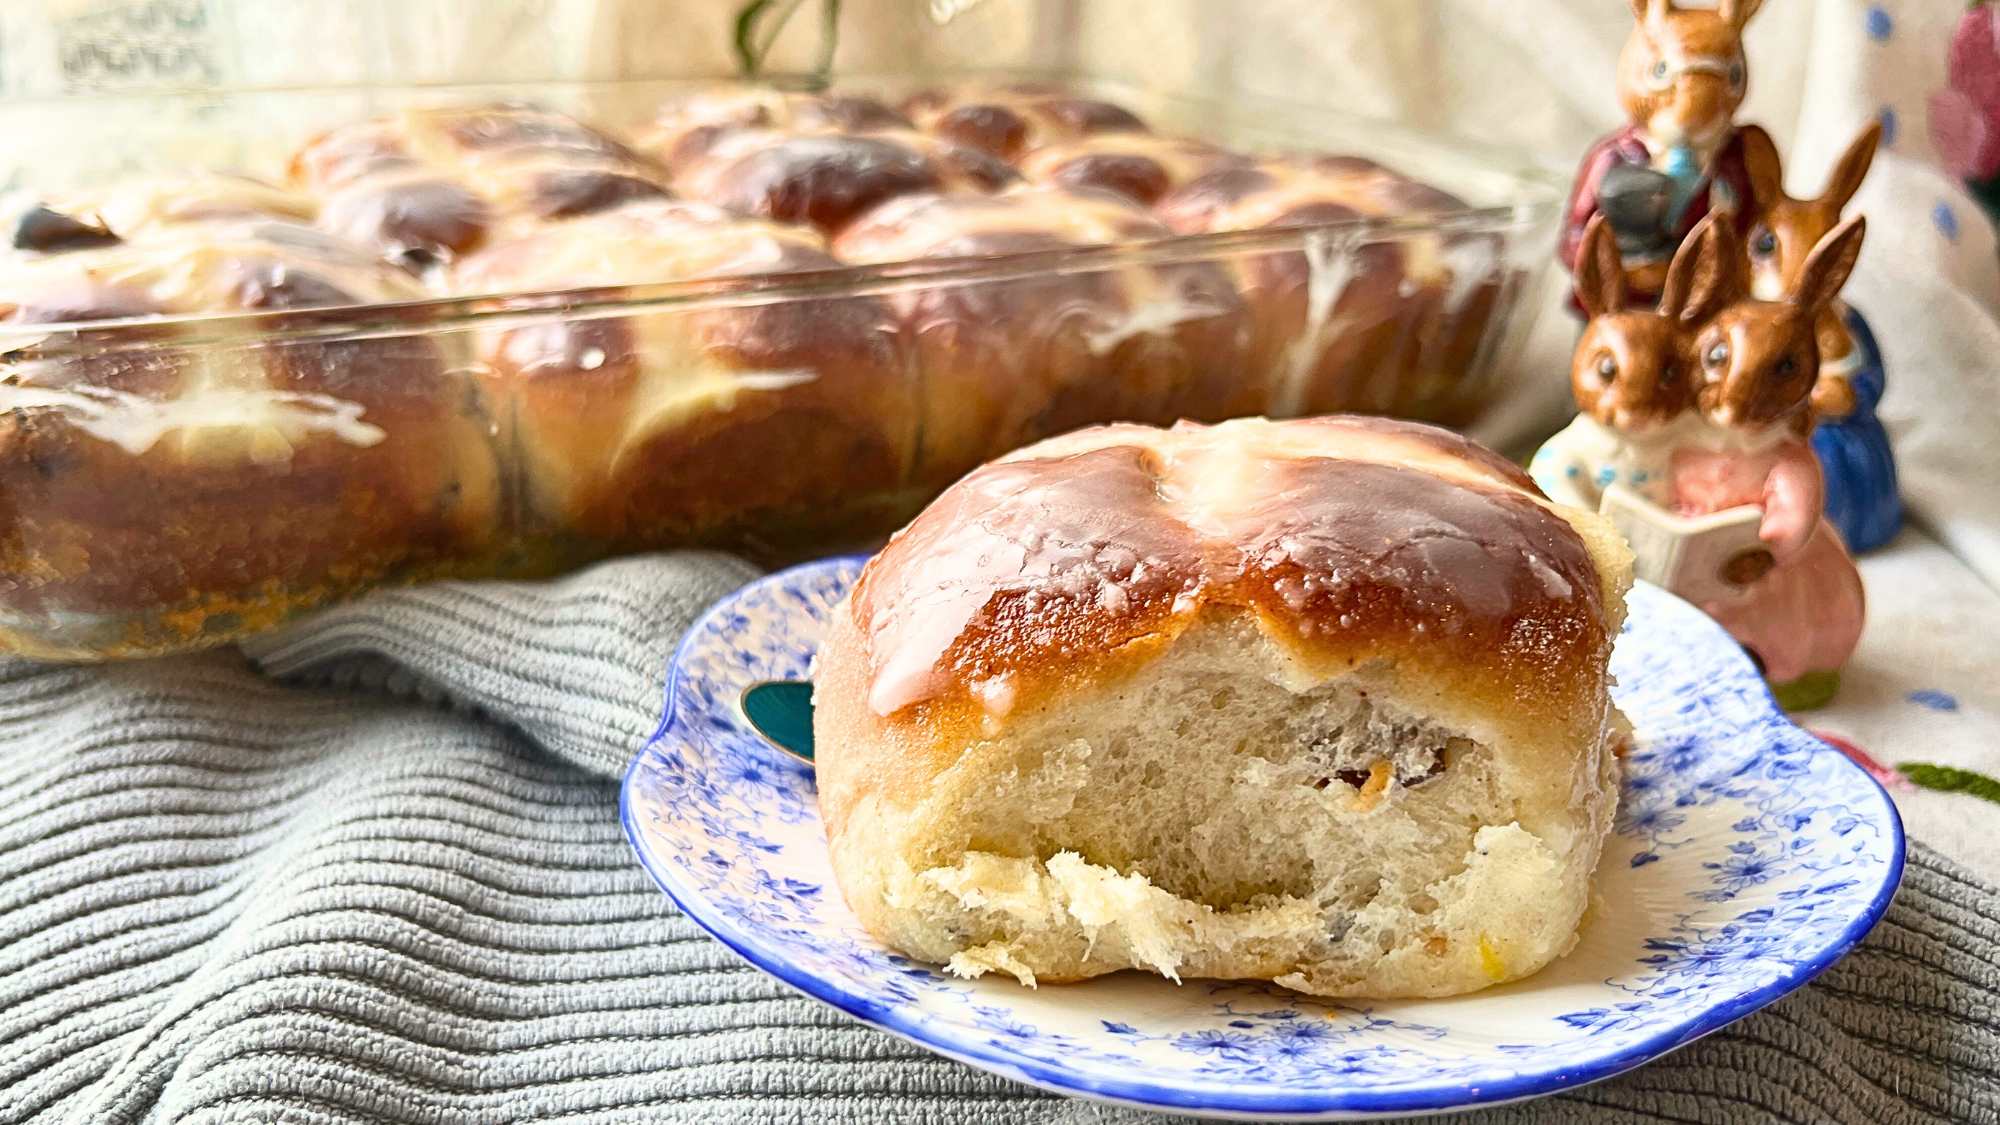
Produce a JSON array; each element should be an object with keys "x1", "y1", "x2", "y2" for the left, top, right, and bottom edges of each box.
[
  {"x1": 1619, "y1": 0, "x2": 1761, "y2": 154},
  {"x1": 1686, "y1": 215, "x2": 1866, "y2": 434},
  {"x1": 1561, "y1": 0, "x2": 1766, "y2": 308},
  {"x1": 1530, "y1": 212, "x2": 1737, "y2": 512},
  {"x1": 1574, "y1": 214, "x2": 1741, "y2": 432},
  {"x1": 1739, "y1": 120, "x2": 1902, "y2": 552},
  {"x1": 1739, "y1": 122, "x2": 1880, "y2": 419},
  {"x1": 1670, "y1": 215, "x2": 1867, "y2": 702}
]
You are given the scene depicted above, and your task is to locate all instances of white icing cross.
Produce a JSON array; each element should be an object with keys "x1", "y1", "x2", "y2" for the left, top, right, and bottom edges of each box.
[
  {"x1": 732, "y1": 368, "x2": 820, "y2": 392},
  {"x1": 1275, "y1": 230, "x2": 1361, "y2": 417},
  {"x1": 1082, "y1": 292, "x2": 1231, "y2": 357},
  {"x1": 0, "y1": 383, "x2": 385, "y2": 460}
]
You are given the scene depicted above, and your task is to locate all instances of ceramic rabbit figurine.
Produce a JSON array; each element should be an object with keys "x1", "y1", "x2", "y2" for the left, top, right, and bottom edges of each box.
[
  {"x1": 1739, "y1": 122, "x2": 1902, "y2": 552},
  {"x1": 1667, "y1": 215, "x2": 1868, "y2": 708},
  {"x1": 1536, "y1": 211, "x2": 1866, "y2": 709},
  {"x1": 1561, "y1": 0, "x2": 1766, "y2": 309},
  {"x1": 1530, "y1": 213, "x2": 1729, "y2": 512}
]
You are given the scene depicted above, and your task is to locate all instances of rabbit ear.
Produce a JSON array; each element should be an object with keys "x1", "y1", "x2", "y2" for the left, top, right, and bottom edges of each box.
[
  {"x1": 1660, "y1": 212, "x2": 1741, "y2": 324},
  {"x1": 1719, "y1": 0, "x2": 1764, "y2": 29},
  {"x1": 1629, "y1": 0, "x2": 1669, "y2": 29},
  {"x1": 1822, "y1": 121, "x2": 1881, "y2": 210},
  {"x1": 1739, "y1": 124, "x2": 1785, "y2": 211},
  {"x1": 1575, "y1": 215, "x2": 1626, "y2": 319},
  {"x1": 1790, "y1": 215, "x2": 1865, "y2": 311}
]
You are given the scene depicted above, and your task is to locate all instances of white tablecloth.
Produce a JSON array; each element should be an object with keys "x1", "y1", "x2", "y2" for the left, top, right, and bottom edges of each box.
[{"x1": 1811, "y1": 530, "x2": 1999, "y2": 881}]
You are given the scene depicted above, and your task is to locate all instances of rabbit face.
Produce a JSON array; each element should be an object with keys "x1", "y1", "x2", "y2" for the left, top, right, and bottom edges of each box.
[
  {"x1": 1572, "y1": 311, "x2": 1689, "y2": 432},
  {"x1": 1692, "y1": 216, "x2": 1866, "y2": 432},
  {"x1": 1740, "y1": 122, "x2": 1878, "y2": 302},
  {"x1": 1569, "y1": 210, "x2": 1751, "y2": 436},
  {"x1": 1688, "y1": 305, "x2": 1818, "y2": 430},
  {"x1": 1618, "y1": 0, "x2": 1760, "y2": 150}
]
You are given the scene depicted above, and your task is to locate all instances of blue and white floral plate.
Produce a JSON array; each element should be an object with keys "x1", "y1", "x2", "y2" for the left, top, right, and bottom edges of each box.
[{"x1": 620, "y1": 557, "x2": 1904, "y2": 1120}]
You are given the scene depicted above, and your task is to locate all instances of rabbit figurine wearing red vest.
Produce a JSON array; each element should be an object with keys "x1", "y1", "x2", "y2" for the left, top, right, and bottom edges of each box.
[{"x1": 1561, "y1": 0, "x2": 1766, "y2": 309}]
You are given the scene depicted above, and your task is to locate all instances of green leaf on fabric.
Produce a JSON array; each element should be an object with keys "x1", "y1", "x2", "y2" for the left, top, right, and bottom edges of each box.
[
  {"x1": 1773, "y1": 669, "x2": 1842, "y2": 712},
  {"x1": 1896, "y1": 761, "x2": 2000, "y2": 805}
]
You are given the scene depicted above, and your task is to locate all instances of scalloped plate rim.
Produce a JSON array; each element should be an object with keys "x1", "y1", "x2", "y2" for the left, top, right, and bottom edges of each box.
[{"x1": 619, "y1": 557, "x2": 1905, "y2": 1121}]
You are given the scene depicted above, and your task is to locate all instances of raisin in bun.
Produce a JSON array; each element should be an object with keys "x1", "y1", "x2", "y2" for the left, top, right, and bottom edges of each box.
[
  {"x1": 832, "y1": 186, "x2": 1246, "y2": 483},
  {"x1": 1157, "y1": 156, "x2": 1503, "y2": 421},
  {"x1": 292, "y1": 105, "x2": 670, "y2": 269},
  {"x1": 902, "y1": 83, "x2": 1149, "y2": 163},
  {"x1": 0, "y1": 221, "x2": 498, "y2": 657},
  {"x1": 813, "y1": 415, "x2": 1631, "y2": 998},
  {"x1": 658, "y1": 124, "x2": 1018, "y2": 237},
  {"x1": 448, "y1": 199, "x2": 913, "y2": 548}
]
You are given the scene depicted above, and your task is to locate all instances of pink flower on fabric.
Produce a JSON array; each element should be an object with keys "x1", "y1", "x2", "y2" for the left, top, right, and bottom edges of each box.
[
  {"x1": 1931, "y1": 88, "x2": 2000, "y2": 178},
  {"x1": 1932, "y1": 4, "x2": 2000, "y2": 178},
  {"x1": 1806, "y1": 729, "x2": 1911, "y2": 791}
]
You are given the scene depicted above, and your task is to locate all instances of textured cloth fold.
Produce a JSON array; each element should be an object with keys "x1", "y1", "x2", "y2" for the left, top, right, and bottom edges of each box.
[{"x1": 1, "y1": 554, "x2": 1996, "y2": 1124}]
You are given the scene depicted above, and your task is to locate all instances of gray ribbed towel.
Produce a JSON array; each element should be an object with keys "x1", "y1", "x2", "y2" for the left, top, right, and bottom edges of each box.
[{"x1": 2, "y1": 553, "x2": 1996, "y2": 1125}]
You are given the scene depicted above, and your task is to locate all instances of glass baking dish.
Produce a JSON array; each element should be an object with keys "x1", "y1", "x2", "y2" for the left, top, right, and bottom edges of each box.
[{"x1": 0, "y1": 71, "x2": 1560, "y2": 660}]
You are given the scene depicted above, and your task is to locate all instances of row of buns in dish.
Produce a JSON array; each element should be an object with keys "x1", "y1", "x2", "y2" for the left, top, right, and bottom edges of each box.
[{"x1": 0, "y1": 85, "x2": 1509, "y2": 657}]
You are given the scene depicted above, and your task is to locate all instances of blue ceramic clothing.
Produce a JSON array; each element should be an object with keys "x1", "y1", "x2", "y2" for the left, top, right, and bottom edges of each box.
[{"x1": 1813, "y1": 307, "x2": 1901, "y2": 552}]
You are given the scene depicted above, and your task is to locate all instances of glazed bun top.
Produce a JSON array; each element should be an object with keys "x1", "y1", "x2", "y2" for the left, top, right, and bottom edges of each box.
[
  {"x1": 662, "y1": 125, "x2": 1018, "y2": 237},
  {"x1": 1015, "y1": 133, "x2": 1249, "y2": 207},
  {"x1": 292, "y1": 105, "x2": 671, "y2": 266},
  {"x1": 901, "y1": 83, "x2": 1150, "y2": 163},
  {"x1": 847, "y1": 416, "x2": 1624, "y2": 730},
  {"x1": 0, "y1": 220, "x2": 423, "y2": 327},
  {"x1": 1156, "y1": 155, "x2": 1469, "y2": 235},
  {"x1": 292, "y1": 105, "x2": 650, "y2": 192},
  {"x1": 0, "y1": 220, "x2": 444, "y2": 467},
  {"x1": 450, "y1": 198, "x2": 835, "y2": 295},
  {"x1": 448, "y1": 196, "x2": 907, "y2": 451},
  {"x1": 8, "y1": 173, "x2": 317, "y2": 252},
  {"x1": 641, "y1": 88, "x2": 915, "y2": 167},
  {"x1": 831, "y1": 183, "x2": 1169, "y2": 263}
]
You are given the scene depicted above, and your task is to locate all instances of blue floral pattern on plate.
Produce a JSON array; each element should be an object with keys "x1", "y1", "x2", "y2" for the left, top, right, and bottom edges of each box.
[{"x1": 620, "y1": 558, "x2": 1904, "y2": 1120}]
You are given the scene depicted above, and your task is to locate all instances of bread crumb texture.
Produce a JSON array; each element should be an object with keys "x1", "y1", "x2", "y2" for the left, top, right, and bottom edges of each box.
[{"x1": 826, "y1": 624, "x2": 1619, "y2": 999}]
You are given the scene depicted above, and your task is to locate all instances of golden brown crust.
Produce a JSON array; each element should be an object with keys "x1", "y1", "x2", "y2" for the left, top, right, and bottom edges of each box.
[
  {"x1": 833, "y1": 187, "x2": 1247, "y2": 482},
  {"x1": 1015, "y1": 134, "x2": 1246, "y2": 207},
  {"x1": 0, "y1": 223, "x2": 499, "y2": 626},
  {"x1": 1155, "y1": 158, "x2": 1455, "y2": 234},
  {"x1": 642, "y1": 89, "x2": 915, "y2": 168},
  {"x1": 843, "y1": 417, "x2": 1613, "y2": 763},
  {"x1": 1156, "y1": 158, "x2": 1498, "y2": 419},
  {"x1": 901, "y1": 84, "x2": 1150, "y2": 163},
  {"x1": 658, "y1": 127, "x2": 1017, "y2": 237},
  {"x1": 292, "y1": 105, "x2": 671, "y2": 266},
  {"x1": 450, "y1": 200, "x2": 914, "y2": 544}
]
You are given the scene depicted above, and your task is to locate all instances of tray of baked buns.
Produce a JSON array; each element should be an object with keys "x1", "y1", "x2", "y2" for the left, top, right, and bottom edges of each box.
[{"x1": 0, "y1": 77, "x2": 1560, "y2": 660}]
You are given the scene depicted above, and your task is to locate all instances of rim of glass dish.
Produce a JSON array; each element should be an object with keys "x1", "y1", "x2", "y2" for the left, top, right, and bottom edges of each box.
[{"x1": 618, "y1": 560, "x2": 1907, "y2": 1120}]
